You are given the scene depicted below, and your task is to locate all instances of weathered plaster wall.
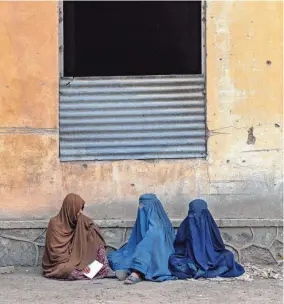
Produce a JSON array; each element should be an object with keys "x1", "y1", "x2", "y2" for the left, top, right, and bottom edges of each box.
[{"x1": 0, "y1": 1, "x2": 282, "y2": 221}]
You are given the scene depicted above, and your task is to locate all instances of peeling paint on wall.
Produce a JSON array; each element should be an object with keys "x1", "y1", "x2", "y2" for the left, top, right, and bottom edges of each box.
[
  {"x1": 0, "y1": 1, "x2": 282, "y2": 221},
  {"x1": 247, "y1": 127, "x2": 256, "y2": 145}
]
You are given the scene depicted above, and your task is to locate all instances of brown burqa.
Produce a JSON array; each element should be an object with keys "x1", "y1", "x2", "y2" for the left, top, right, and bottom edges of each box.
[{"x1": 42, "y1": 193, "x2": 106, "y2": 278}]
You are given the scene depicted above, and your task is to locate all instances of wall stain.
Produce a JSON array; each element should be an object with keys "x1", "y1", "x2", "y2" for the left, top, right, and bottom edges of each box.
[{"x1": 247, "y1": 127, "x2": 256, "y2": 145}]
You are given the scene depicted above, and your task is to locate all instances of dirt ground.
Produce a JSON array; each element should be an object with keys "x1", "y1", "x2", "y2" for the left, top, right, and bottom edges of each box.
[{"x1": 0, "y1": 267, "x2": 282, "y2": 304}]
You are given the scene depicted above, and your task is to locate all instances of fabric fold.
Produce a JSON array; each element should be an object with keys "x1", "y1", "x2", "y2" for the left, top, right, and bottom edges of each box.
[
  {"x1": 108, "y1": 193, "x2": 176, "y2": 282},
  {"x1": 169, "y1": 199, "x2": 245, "y2": 279},
  {"x1": 42, "y1": 193, "x2": 105, "y2": 279}
]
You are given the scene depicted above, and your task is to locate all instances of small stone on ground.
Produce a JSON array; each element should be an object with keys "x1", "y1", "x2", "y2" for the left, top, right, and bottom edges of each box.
[{"x1": 0, "y1": 266, "x2": 15, "y2": 275}]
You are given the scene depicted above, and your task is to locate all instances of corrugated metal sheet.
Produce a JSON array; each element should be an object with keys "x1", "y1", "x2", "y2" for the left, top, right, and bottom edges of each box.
[{"x1": 59, "y1": 75, "x2": 206, "y2": 161}]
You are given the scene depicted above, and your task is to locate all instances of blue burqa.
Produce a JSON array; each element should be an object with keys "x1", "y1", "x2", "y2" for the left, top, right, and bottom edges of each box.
[
  {"x1": 108, "y1": 194, "x2": 176, "y2": 282},
  {"x1": 169, "y1": 199, "x2": 245, "y2": 279}
]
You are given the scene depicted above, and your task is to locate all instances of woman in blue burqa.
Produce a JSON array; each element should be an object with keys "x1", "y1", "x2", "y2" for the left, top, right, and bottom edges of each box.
[
  {"x1": 169, "y1": 199, "x2": 245, "y2": 279},
  {"x1": 108, "y1": 194, "x2": 176, "y2": 284}
]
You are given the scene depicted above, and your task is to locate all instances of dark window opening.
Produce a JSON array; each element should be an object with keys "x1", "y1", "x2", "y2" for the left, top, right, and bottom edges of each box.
[{"x1": 63, "y1": 1, "x2": 202, "y2": 77}]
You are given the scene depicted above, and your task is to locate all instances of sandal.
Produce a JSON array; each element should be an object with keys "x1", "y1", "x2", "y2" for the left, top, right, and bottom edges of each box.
[{"x1": 124, "y1": 274, "x2": 142, "y2": 285}]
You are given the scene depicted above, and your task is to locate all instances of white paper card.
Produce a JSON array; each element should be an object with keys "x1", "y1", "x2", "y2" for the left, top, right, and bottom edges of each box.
[{"x1": 83, "y1": 260, "x2": 103, "y2": 279}]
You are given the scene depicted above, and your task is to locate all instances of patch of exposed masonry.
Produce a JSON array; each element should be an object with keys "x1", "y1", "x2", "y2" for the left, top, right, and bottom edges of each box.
[
  {"x1": 0, "y1": 225, "x2": 283, "y2": 276},
  {"x1": 247, "y1": 127, "x2": 256, "y2": 145}
]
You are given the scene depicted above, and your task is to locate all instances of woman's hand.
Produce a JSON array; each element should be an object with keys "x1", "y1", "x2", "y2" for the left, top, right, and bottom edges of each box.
[{"x1": 83, "y1": 266, "x2": 90, "y2": 273}]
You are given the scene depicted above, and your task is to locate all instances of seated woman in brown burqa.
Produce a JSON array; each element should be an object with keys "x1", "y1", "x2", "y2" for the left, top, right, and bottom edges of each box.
[{"x1": 42, "y1": 193, "x2": 112, "y2": 280}]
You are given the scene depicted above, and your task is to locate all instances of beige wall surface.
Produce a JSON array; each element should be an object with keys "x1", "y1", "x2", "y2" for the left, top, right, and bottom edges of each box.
[{"x1": 0, "y1": 1, "x2": 282, "y2": 220}]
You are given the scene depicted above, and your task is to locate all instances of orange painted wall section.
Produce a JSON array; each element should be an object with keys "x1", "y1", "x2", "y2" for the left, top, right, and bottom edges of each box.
[
  {"x1": 0, "y1": 1, "x2": 282, "y2": 221},
  {"x1": 0, "y1": 1, "x2": 58, "y2": 129}
]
